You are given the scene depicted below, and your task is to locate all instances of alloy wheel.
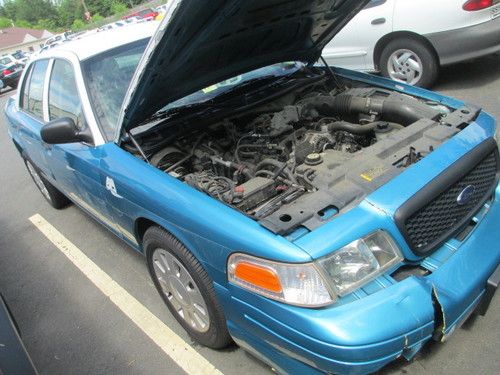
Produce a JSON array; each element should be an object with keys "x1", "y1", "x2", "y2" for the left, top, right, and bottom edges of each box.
[
  {"x1": 152, "y1": 248, "x2": 210, "y2": 333},
  {"x1": 387, "y1": 49, "x2": 423, "y2": 85},
  {"x1": 26, "y1": 161, "x2": 51, "y2": 201}
]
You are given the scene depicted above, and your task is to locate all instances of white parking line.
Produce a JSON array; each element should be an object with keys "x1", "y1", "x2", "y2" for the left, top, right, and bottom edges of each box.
[{"x1": 29, "y1": 214, "x2": 223, "y2": 375}]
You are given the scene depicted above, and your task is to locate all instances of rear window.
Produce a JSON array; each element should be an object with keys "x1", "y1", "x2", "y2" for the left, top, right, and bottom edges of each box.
[
  {"x1": 21, "y1": 60, "x2": 49, "y2": 120},
  {"x1": 138, "y1": 9, "x2": 153, "y2": 16}
]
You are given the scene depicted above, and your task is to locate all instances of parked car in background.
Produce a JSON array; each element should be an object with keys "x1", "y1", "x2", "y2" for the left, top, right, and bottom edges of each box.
[
  {"x1": 5, "y1": 3, "x2": 500, "y2": 375},
  {"x1": 11, "y1": 51, "x2": 30, "y2": 65},
  {"x1": 322, "y1": 0, "x2": 500, "y2": 87},
  {"x1": 0, "y1": 63, "x2": 23, "y2": 89},
  {"x1": 123, "y1": 8, "x2": 158, "y2": 21},
  {"x1": 124, "y1": 16, "x2": 145, "y2": 24},
  {"x1": 43, "y1": 33, "x2": 70, "y2": 48},
  {"x1": 155, "y1": 3, "x2": 170, "y2": 14},
  {"x1": 0, "y1": 294, "x2": 38, "y2": 375},
  {"x1": 0, "y1": 54, "x2": 26, "y2": 69}
]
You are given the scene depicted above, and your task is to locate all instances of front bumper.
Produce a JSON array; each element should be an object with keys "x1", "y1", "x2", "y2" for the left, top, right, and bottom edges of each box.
[
  {"x1": 426, "y1": 16, "x2": 500, "y2": 66},
  {"x1": 217, "y1": 184, "x2": 500, "y2": 375}
]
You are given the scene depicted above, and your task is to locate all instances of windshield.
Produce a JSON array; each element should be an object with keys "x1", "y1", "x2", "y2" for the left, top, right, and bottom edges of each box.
[
  {"x1": 82, "y1": 38, "x2": 149, "y2": 139},
  {"x1": 82, "y1": 37, "x2": 303, "y2": 139},
  {"x1": 160, "y1": 62, "x2": 304, "y2": 114}
]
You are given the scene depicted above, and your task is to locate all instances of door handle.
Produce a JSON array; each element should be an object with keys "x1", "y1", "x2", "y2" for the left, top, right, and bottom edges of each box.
[{"x1": 371, "y1": 18, "x2": 386, "y2": 25}]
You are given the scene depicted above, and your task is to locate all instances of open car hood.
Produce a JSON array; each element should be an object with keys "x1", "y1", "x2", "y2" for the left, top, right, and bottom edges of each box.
[{"x1": 120, "y1": 0, "x2": 369, "y2": 131}]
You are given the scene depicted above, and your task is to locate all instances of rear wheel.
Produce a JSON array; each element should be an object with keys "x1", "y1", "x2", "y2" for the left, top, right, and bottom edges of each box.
[
  {"x1": 24, "y1": 159, "x2": 70, "y2": 209},
  {"x1": 379, "y1": 38, "x2": 439, "y2": 88},
  {"x1": 144, "y1": 226, "x2": 232, "y2": 349}
]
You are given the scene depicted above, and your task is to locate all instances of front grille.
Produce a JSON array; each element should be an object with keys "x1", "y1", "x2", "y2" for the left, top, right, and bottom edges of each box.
[{"x1": 395, "y1": 139, "x2": 499, "y2": 255}]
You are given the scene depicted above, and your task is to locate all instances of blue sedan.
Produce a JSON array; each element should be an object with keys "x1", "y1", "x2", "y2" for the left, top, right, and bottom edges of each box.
[{"x1": 5, "y1": 1, "x2": 499, "y2": 374}]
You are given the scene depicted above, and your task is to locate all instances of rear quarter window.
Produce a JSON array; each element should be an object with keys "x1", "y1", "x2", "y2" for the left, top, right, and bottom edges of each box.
[{"x1": 20, "y1": 60, "x2": 49, "y2": 120}]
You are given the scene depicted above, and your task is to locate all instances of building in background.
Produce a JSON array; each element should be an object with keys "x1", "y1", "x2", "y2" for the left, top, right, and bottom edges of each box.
[{"x1": 0, "y1": 27, "x2": 54, "y2": 55}]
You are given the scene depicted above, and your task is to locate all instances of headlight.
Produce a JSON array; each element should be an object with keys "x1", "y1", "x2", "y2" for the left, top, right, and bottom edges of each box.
[
  {"x1": 227, "y1": 254, "x2": 334, "y2": 307},
  {"x1": 317, "y1": 231, "x2": 403, "y2": 296}
]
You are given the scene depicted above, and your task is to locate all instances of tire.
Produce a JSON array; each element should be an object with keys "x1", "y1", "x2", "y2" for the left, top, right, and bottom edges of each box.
[
  {"x1": 144, "y1": 226, "x2": 232, "y2": 349},
  {"x1": 24, "y1": 158, "x2": 70, "y2": 209},
  {"x1": 379, "y1": 38, "x2": 439, "y2": 88}
]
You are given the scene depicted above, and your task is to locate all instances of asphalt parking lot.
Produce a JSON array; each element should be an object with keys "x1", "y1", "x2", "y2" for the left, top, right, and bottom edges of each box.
[{"x1": 1, "y1": 54, "x2": 499, "y2": 375}]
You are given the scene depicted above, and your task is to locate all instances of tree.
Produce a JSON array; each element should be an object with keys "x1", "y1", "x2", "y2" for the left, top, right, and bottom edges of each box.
[
  {"x1": 0, "y1": 0, "x2": 58, "y2": 28},
  {"x1": 58, "y1": 0, "x2": 83, "y2": 29}
]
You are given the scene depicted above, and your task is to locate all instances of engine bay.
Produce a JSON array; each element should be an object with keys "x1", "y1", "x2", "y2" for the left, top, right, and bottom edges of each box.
[{"x1": 126, "y1": 76, "x2": 478, "y2": 236}]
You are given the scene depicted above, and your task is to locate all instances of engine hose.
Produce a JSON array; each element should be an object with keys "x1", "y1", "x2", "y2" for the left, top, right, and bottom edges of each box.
[
  {"x1": 256, "y1": 159, "x2": 297, "y2": 184},
  {"x1": 325, "y1": 120, "x2": 377, "y2": 134},
  {"x1": 319, "y1": 119, "x2": 404, "y2": 134},
  {"x1": 307, "y1": 95, "x2": 440, "y2": 126}
]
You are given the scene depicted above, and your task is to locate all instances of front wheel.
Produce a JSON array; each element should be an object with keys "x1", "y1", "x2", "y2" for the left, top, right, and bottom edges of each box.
[
  {"x1": 379, "y1": 38, "x2": 439, "y2": 88},
  {"x1": 144, "y1": 226, "x2": 232, "y2": 349}
]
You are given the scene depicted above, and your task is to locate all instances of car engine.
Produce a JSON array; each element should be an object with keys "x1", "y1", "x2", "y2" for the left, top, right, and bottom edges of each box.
[{"x1": 131, "y1": 83, "x2": 476, "y2": 235}]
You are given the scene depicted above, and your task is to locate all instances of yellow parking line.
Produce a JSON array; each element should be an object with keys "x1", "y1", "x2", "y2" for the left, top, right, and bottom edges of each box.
[{"x1": 29, "y1": 214, "x2": 223, "y2": 375}]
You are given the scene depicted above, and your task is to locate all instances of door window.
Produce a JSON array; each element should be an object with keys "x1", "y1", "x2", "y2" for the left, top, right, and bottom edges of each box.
[
  {"x1": 21, "y1": 59, "x2": 49, "y2": 120},
  {"x1": 48, "y1": 59, "x2": 86, "y2": 129}
]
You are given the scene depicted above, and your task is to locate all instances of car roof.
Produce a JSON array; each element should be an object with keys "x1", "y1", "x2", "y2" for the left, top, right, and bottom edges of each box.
[{"x1": 39, "y1": 22, "x2": 158, "y2": 61}]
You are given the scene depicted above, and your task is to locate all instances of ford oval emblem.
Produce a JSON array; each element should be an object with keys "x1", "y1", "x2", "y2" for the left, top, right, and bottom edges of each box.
[{"x1": 457, "y1": 185, "x2": 475, "y2": 206}]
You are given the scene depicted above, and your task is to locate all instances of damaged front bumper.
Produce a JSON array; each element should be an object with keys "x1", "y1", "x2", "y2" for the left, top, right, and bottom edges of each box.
[{"x1": 217, "y1": 183, "x2": 500, "y2": 375}]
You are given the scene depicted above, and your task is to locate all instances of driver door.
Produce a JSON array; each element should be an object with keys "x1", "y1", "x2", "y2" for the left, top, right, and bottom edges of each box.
[{"x1": 43, "y1": 58, "x2": 118, "y2": 231}]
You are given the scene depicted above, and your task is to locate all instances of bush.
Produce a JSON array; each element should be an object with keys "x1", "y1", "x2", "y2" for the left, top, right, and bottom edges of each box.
[
  {"x1": 110, "y1": 2, "x2": 128, "y2": 15},
  {"x1": 0, "y1": 17, "x2": 13, "y2": 28},
  {"x1": 15, "y1": 19, "x2": 32, "y2": 28},
  {"x1": 71, "y1": 18, "x2": 86, "y2": 31},
  {"x1": 91, "y1": 13, "x2": 104, "y2": 22}
]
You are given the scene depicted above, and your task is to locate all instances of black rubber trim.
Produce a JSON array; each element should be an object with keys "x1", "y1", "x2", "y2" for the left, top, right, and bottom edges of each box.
[
  {"x1": 476, "y1": 264, "x2": 500, "y2": 316},
  {"x1": 395, "y1": 138, "x2": 500, "y2": 256}
]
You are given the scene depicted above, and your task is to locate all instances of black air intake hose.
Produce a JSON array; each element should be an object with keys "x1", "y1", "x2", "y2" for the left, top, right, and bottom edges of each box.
[
  {"x1": 321, "y1": 120, "x2": 403, "y2": 134},
  {"x1": 308, "y1": 95, "x2": 440, "y2": 126}
]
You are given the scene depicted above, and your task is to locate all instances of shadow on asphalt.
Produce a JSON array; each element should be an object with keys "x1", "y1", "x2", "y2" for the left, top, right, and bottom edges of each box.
[{"x1": 435, "y1": 53, "x2": 500, "y2": 91}]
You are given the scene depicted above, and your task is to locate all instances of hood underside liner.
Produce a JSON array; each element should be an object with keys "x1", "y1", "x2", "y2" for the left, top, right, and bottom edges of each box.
[{"x1": 121, "y1": 0, "x2": 369, "y2": 131}]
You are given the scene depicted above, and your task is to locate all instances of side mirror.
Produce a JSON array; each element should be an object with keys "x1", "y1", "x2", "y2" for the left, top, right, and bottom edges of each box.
[{"x1": 40, "y1": 117, "x2": 93, "y2": 144}]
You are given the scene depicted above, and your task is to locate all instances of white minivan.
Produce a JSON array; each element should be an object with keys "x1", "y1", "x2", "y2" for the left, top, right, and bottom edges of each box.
[{"x1": 322, "y1": 0, "x2": 500, "y2": 87}]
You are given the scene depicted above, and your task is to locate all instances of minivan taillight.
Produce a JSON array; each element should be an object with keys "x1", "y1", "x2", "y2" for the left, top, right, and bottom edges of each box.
[
  {"x1": 463, "y1": 0, "x2": 493, "y2": 11},
  {"x1": 2, "y1": 69, "x2": 11, "y2": 75}
]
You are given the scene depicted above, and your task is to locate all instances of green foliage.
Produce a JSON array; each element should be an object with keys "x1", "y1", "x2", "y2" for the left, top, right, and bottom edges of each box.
[
  {"x1": 71, "y1": 18, "x2": 86, "y2": 31},
  {"x1": 14, "y1": 19, "x2": 32, "y2": 28},
  {"x1": 0, "y1": 0, "x2": 150, "y2": 32},
  {"x1": 0, "y1": 17, "x2": 13, "y2": 28},
  {"x1": 58, "y1": 0, "x2": 84, "y2": 29},
  {"x1": 35, "y1": 18, "x2": 57, "y2": 31},
  {"x1": 9, "y1": 0, "x2": 56, "y2": 25},
  {"x1": 91, "y1": 13, "x2": 104, "y2": 23},
  {"x1": 111, "y1": 2, "x2": 129, "y2": 15}
]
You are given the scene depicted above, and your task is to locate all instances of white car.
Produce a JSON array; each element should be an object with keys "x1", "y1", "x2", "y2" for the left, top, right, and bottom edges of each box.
[
  {"x1": 322, "y1": 0, "x2": 500, "y2": 87},
  {"x1": 155, "y1": 4, "x2": 170, "y2": 13},
  {"x1": 0, "y1": 54, "x2": 26, "y2": 68}
]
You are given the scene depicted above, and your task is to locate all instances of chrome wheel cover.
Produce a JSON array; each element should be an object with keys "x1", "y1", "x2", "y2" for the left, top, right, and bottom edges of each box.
[
  {"x1": 152, "y1": 249, "x2": 210, "y2": 333},
  {"x1": 387, "y1": 49, "x2": 423, "y2": 85},
  {"x1": 26, "y1": 161, "x2": 51, "y2": 201}
]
